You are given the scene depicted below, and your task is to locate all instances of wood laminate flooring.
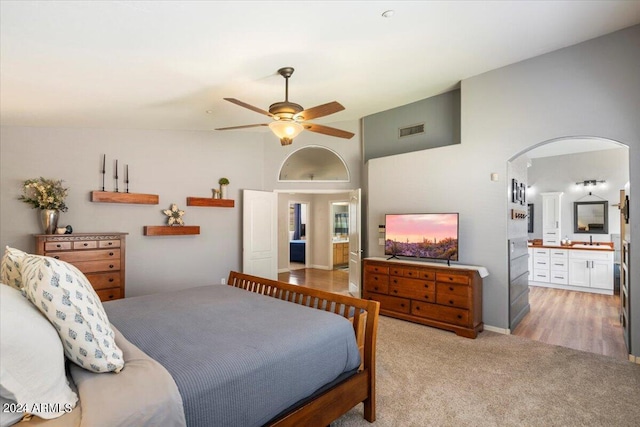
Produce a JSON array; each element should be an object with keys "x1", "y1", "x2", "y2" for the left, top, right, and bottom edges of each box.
[
  {"x1": 512, "y1": 286, "x2": 628, "y2": 361},
  {"x1": 280, "y1": 269, "x2": 628, "y2": 361},
  {"x1": 278, "y1": 268, "x2": 351, "y2": 295}
]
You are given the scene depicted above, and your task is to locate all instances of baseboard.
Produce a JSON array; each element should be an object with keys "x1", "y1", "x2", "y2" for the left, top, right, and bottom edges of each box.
[
  {"x1": 629, "y1": 354, "x2": 640, "y2": 364},
  {"x1": 278, "y1": 268, "x2": 289, "y2": 273},
  {"x1": 311, "y1": 264, "x2": 331, "y2": 270},
  {"x1": 484, "y1": 324, "x2": 510, "y2": 335}
]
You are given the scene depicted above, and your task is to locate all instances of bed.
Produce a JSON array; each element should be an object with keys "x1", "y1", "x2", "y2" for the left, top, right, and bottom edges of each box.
[{"x1": 11, "y1": 271, "x2": 379, "y2": 427}]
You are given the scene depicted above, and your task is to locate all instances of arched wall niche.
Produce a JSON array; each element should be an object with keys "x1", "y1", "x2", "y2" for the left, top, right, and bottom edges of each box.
[{"x1": 278, "y1": 145, "x2": 350, "y2": 182}]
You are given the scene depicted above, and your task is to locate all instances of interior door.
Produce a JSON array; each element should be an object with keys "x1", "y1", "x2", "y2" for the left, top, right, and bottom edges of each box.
[
  {"x1": 348, "y1": 189, "x2": 361, "y2": 296},
  {"x1": 242, "y1": 190, "x2": 277, "y2": 279}
]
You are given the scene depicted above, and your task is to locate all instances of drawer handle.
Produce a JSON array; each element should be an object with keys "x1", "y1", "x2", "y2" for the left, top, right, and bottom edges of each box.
[
  {"x1": 393, "y1": 279, "x2": 398, "y2": 284},
  {"x1": 400, "y1": 303, "x2": 405, "y2": 307},
  {"x1": 416, "y1": 306, "x2": 420, "y2": 310},
  {"x1": 108, "y1": 294, "x2": 115, "y2": 299},
  {"x1": 374, "y1": 277, "x2": 378, "y2": 281},
  {"x1": 108, "y1": 278, "x2": 114, "y2": 282},
  {"x1": 109, "y1": 252, "x2": 114, "y2": 256},
  {"x1": 449, "y1": 287, "x2": 454, "y2": 291},
  {"x1": 448, "y1": 277, "x2": 453, "y2": 281},
  {"x1": 424, "y1": 284, "x2": 429, "y2": 288},
  {"x1": 457, "y1": 315, "x2": 462, "y2": 319},
  {"x1": 107, "y1": 242, "x2": 113, "y2": 246},
  {"x1": 424, "y1": 295, "x2": 430, "y2": 300},
  {"x1": 109, "y1": 264, "x2": 114, "y2": 269},
  {"x1": 83, "y1": 243, "x2": 88, "y2": 247},
  {"x1": 449, "y1": 300, "x2": 454, "y2": 305},
  {"x1": 393, "y1": 290, "x2": 398, "y2": 294},
  {"x1": 374, "y1": 286, "x2": 378, "y2": 291},
  {"x1": 56, "y1": 244, "x2": 61, "y2": 248},
  {"x1": 54, "y1": 256, "x2": 60, "y2": 259},
  {"x1": 408, "y1": 272, "x2": 413, "y2": 276}
]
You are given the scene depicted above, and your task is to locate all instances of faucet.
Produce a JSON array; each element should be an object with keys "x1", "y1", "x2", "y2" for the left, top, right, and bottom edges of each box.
[{"x1": 590, "y1": 235, "x2": 593, "y2": 245}]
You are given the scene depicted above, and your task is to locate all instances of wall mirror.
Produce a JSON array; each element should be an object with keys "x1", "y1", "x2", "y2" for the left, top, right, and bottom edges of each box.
[
  {"x1": 573, "y1": 201, "x2": 608, "y2": 234},
  {"x1": 278, "y1": 145, "x2": 349, "y2": 181}
]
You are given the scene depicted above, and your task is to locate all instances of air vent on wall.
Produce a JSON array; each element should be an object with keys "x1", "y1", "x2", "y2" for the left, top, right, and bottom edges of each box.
[{"x1": 398, "y1": 123, "x2": 425, "y2": 139}]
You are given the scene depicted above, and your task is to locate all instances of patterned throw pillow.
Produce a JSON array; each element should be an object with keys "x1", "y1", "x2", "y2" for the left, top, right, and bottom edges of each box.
[
  {"x1": 21, "y1": 255, "x2": 124, "y2": 373},
  {"x1": 1, "y1": 246, "x2": 27, "y2": 290}
]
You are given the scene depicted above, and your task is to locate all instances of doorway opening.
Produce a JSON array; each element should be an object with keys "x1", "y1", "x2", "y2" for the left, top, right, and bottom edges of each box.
[
  {"x1": 288, "y1": 202, "x2": 308, "y2": 271},
  {"x1": 331, "y1": 201, "x2": 350, "y2": 272},
  {"x1": 507, "y1": 136, "x2": 630, "y2": 360}
]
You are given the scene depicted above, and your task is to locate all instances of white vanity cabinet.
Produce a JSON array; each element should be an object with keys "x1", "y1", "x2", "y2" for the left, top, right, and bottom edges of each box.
[
  {"x1": 568, "y1": 250, "x2": 614, "y2": 293},
  {"x1": 541, "y1": 192, "x2": 563, "y2": 246},
  {"x1": 531, "y1": 248, "x2": 550, "y2": 283},
  {"x1": 549, "y1": 248, "x2": 569, "y2": 285}
]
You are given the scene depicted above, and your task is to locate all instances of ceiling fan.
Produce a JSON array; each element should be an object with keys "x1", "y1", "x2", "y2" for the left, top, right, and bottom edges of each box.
[{"x1": 215, "y1": 67, "x2": 354, "y2": 146}]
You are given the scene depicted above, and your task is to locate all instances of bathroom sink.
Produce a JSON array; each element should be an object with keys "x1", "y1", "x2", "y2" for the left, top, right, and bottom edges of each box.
[{"x1": 571, "y1": 244, "x2": 610, "y2": 250}]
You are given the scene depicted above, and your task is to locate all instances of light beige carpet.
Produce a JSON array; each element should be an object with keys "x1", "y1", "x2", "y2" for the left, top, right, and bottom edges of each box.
[{"x1": 333, "y1": 317, "x2": 640, "y2": 426}]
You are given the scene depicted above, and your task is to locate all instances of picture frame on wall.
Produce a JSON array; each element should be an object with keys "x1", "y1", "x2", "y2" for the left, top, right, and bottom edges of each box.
[{"x1": 527, "y1": 203, "x2": 534, "y2": 233}]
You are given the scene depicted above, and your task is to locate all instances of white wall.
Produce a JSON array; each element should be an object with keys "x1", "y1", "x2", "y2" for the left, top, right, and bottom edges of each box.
[
  {"x1": 0, "y1": 127, "x2": 263, "y2": 296},
  {"x1": 366, "y1": 25, "x2": 640, "y2": 357},
  {"x1": 527, "y1": 147, "x2": 629, "y2": 243}
]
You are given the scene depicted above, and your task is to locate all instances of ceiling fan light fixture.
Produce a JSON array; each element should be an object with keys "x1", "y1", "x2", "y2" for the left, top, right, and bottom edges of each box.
[{"x1": 268, "y1": 120, "x2": 303, "y2": 143}]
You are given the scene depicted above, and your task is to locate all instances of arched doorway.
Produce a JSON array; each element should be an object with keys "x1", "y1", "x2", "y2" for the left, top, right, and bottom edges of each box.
[{"x1": 507, "y1": 136, "x2": 630, "y2": 359}]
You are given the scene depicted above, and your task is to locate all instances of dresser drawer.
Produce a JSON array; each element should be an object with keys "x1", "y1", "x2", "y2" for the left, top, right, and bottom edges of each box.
[
  {"x1": 85, "y1": 272, "x2": 121, "y2": 290},
  {"x1": 436, "y1": 292, "x2": 470, "y2": 309},
  {"x1": 365, "y1": 264, "x2": 389, "y2": 275},
  {"x1": 436, "y1": 282, "x2": 469, "y2": 297},
  {"x1": 363, "y1": 274, "x2": 389, "y2": 294},
  {"x1": 73, "y1": 259, "x2": 121, "y2": 274},
  {"x1": 411, "y1": 302, "x2": 469, "y2": 327},
  {"x1": 99, "y1": 240, "x2": 121, "y2": 248},
  {"x1": 96, "y1": 287, "x2": 122, "y2": 302},
  {"x1": 532, "y1": 269, "x2": 550, "y2": 282},
  {"x1": 549, "y1": 271, "x2": 568, "y2": 285},
  {"x1": 44, "y1": 241, "x2": 72, "y2": 251},
  {"x1": 550, "y1": 258, "x2": 568, "y2": 271},
  {"x1": 73, "y1": 240, "x2": 98, "y2": 250},
  {"x1": 389, "y1": 276, "x2": 435, "y2": 292},
  {"x1": 534, "y1": 258, "x2": 549, "y2": 268},
  {"x1": 435, "y1": 272, "x2": 469, "y2": 285},
  {"x1": 367, "y1": 293, "x2": 410, "y2": 314},
  {"x1": 389, "y1": 282, "x2": 435, "y2": 303},
  {"x1": 47, "y1": 249, "x2": 121, "y2": 263}
]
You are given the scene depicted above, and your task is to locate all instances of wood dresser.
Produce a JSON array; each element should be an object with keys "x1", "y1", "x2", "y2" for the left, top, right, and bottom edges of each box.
[
  {"x1": 363, "y1": 258, "x2": 484, "y2": 338},
  {"x1": 34, "y1": 233, "x2": 127, "y2": 302}
]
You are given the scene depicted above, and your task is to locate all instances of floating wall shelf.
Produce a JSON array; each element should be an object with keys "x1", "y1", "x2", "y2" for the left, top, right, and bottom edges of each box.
[
  {"x1": 91, "y1": 191, "x2": 159, "y2": 205},
  {"x1": 186, "y1": 197, "x2": 234, "y2": 208},
  {"x1": 143, "y1": 226, "x2": 200, "y2": 236}
]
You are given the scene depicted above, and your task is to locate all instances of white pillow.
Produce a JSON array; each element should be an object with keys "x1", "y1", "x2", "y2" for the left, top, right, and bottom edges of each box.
[
  {"x1": 21, "y1": 255, "x2": 125, "y2": 373},
  {"x1": 0, "y1": 247, "x2": 27, "y2": 290},
  {"x1": 0, "y1": 284, "x2": 78, "y2": 422}
]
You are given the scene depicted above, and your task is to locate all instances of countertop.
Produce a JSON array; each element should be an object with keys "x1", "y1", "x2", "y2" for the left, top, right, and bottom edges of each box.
[{"x1": 528, "y1": 242, "x2": 614, "y2": 252}]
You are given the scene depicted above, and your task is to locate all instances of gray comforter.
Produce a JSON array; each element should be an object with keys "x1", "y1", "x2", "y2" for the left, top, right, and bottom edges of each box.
[{"x1": 104, "y1": 285, "x2": 361, "y2": 427}]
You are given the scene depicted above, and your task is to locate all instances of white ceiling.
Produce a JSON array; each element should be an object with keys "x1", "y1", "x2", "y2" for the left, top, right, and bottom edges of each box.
[{"x1": 1, "y1": 1, "x2": 639, "y2": 132}]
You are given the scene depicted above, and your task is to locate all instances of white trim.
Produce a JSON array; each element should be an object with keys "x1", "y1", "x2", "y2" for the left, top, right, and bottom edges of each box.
[
  {"x1": 310, "y1": 264, "x2": 331, "y2": 270},
  {"x1": 529, "y1": 281, "x2": 613, "y2": 295},
  {"x1": 277, "y1": 144, "x2": 350, "y2": 182},
  {"x1": 484, "y1": 325, "x2": 510, "y2": 335}
]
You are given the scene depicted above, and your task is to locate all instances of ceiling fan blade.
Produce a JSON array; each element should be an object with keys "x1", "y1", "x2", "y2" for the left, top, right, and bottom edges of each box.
[
  {"x1": 224, "y1": 98, "x2": 273, "y2": 117},
  {"x1": 297, "y1": 101, "x2": 345, "y2": 121},
  {"x1": 215, "y1": 123, "x2": 268, "y2": 130},
  {"x1": 303, "y1": 123, "x2": 354, "y2": 139}
]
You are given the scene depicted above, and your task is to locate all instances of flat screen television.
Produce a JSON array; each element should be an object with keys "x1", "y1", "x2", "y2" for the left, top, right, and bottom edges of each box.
[{"x1": 385, "y1": 213, "x2": 459, "y2": 262}]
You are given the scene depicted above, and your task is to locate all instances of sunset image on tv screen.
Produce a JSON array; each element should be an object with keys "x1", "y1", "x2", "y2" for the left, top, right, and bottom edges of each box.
[{"x1": 385, "y1": 213, "x2": 458, "y2": 261}]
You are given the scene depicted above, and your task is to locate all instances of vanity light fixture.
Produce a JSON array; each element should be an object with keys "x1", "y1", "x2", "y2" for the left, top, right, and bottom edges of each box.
[{"x1": 576, "y1": 179, "x2": 605, "y2": 187}]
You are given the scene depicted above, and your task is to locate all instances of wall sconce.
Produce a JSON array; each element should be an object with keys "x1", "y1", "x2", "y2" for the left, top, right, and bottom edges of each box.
[{"x1": 576, "y1": 179, "x2": 605, "y2": 187}]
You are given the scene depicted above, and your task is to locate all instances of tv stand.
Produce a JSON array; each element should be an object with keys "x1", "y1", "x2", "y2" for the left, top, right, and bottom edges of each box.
[{"x1": 362, "y1": 257, "x2": 486, "y2": 338}]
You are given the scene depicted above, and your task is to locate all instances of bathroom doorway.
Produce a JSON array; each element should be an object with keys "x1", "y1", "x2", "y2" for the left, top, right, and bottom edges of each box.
[
  {"x1": 331, "y1": 201, "x2": 349, "y2": 272},
  {"x1": 508, "y1": 136, "x2": 629, "y2": 360},
  {"x1": 288, "y1": 202, "x2": 308, "y2": 271}
]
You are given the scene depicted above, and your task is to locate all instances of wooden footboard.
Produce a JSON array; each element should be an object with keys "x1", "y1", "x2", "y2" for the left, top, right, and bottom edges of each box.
[{"x1": 227, "y1": 271, "x2": 380, "y2": 426}]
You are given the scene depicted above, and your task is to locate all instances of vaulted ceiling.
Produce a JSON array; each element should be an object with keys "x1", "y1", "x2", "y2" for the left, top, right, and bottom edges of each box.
[{"x1": 1, "y1": 1, "x2": 639, "y2": 132}]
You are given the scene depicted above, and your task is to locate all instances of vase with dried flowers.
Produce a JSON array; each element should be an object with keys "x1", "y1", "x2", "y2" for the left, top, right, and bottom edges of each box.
[{"x1": 19, "y1": 177, "x2": 69, "y2": 234}]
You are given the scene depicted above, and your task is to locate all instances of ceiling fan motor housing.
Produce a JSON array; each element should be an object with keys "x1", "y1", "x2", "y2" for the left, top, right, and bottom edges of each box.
[{"x1": 269, "y1": 101, "x2": 304, "y2": 120}]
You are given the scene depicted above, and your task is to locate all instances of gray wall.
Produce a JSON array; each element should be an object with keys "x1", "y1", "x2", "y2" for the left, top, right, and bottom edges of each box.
[
  {"x1": 0, "y1": 127, "x2": 264, "y2": 296},
  {"x1": 0, "y1": 122, "x2": 361, "y2": 297},
  {"x1": 363, "y1": 89, "x2": 460, "y2": 162},
  {"x1": 366, "y1": 25, "x2": 640, "y2": 356},
  {"x1": 527, "y1": 147, "x2": 629, "y2": 243}
]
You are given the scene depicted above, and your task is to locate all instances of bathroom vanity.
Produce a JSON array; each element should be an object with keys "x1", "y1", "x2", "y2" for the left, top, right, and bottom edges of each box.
[{"x1": 528, "y1": 241, "x2": 614, "y2": 295}]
